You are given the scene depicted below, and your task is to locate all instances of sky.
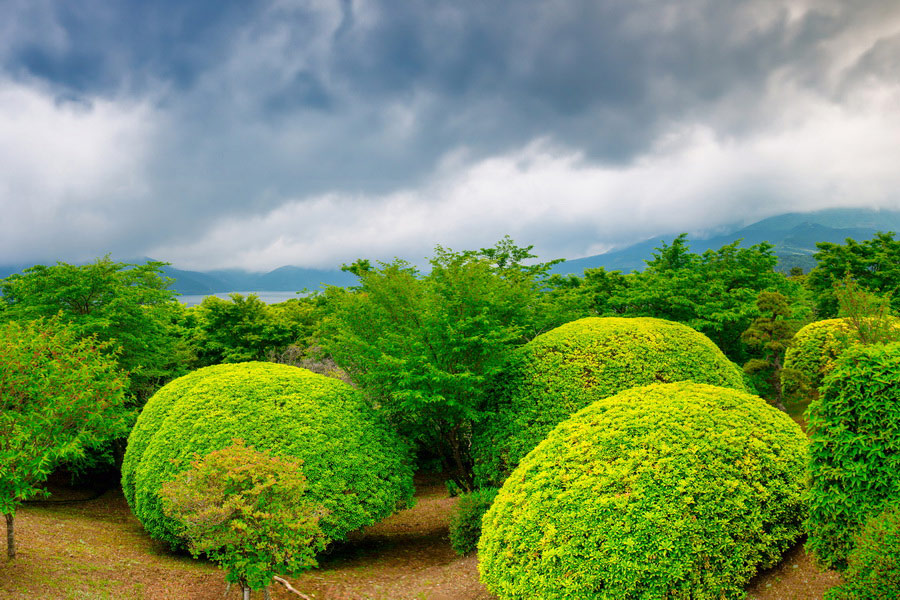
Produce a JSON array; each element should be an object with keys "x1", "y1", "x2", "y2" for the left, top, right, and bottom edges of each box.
[{"x1": 2, "y1": 0, "x2": 900, "y2": 272}]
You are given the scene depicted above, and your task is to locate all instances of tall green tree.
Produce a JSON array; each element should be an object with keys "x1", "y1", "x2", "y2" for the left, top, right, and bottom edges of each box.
[
  {"x1": 0, "y1": 257, "x2": 184, "y2": 402},
  {"x1": 808, "y1": 232, "x2": 900, "y2": 317},
  {"x1": 741, "y1": 291, "x2": 797, "y2": 411},
  {"x1": 322, "y1": 239, "x2": 558, "y2": 490},
  {"x1": 186, "y1": 294, "x2": 312, "y2": 366},
  {"x1": 1, "y1": 318, "x2": 129, "y2": 559},
  {"x1": 601, "y1": 235, "x2": 788, "y2": 361}
]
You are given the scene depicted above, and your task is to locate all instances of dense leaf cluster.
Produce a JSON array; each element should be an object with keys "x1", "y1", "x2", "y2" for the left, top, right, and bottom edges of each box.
[
  {"x1": 122, "y1": 362, "x2": 415, "y2": 548},
  {"x1": 478, "y1": 382, "x2": 808, "y2": 600},
  {"x1": 825, "y1": 503, "x2": 900, "y2": 599},
  {"x1": 806, "y1": 342, "x2": 900, "y2": 570},
  {"x1": 0, "y1": 318, "x2": 129, "y2": 557},
  {"x1": 160, "y1": 440, "x2": 326, "y2": 592},
  {"x1": 472, "y1": 316, "x2": 746, "y2": 486}
]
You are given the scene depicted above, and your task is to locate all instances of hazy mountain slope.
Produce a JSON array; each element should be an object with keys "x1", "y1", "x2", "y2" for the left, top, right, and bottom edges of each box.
[{"x1": 553, "y1": 208, "x2": 900, "y2": 275}]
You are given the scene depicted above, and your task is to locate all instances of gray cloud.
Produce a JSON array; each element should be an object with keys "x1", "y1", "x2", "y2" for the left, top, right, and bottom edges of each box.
[{"x1": 1, "y1": 0, "x2": 899, "y2": 270}]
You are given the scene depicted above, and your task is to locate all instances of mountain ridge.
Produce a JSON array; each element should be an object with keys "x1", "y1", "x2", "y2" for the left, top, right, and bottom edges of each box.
[{"x1": 1, "y1": 207, "x2": 898, "y2": 296}]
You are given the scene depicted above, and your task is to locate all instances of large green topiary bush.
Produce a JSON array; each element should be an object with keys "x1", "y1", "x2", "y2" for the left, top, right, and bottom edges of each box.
[
  {"x1": 478, "y1": 382, "x2": 808, "y2": 600},
  {"x1": 806, "y1": 342, "x2": 900, "y2": 570},
  {"x1": 473, "y1": 317, "x2": 746, "y2": 485},
  {"x1": 825, "y1": 503, "x2": 900, "y2": 600},
  {"x1": 122, "y1": 362, "x2": 415, "y2": 548}
]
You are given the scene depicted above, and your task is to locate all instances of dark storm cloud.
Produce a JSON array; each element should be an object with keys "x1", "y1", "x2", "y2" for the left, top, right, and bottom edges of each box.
[{"x1": 1, "y1": 0, "x2": 899, "y2": 269}]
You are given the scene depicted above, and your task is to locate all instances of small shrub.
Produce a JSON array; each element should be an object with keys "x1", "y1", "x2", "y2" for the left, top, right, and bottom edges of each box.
[
  {"x1": 472, "y1": 317, "x2": 746, "y2": 486},
  {"x1": 806, "y1": 342, "x2": 900, "y2": 570},
  {"x1": 478, "y1": 382, "x2": 808, "y2": 600},
  {"x1": 826, "y1": 504, "x2": 900, "y2": 600},
  {"x1": 160, "y1": 440, "x2": 326, "y2": 592},
  {"x1": 122, "y1": 362, "x2": 415, "y2": 549},
  {"x1": 449, "y1": 487, "x2": 499, "y2": 555}
]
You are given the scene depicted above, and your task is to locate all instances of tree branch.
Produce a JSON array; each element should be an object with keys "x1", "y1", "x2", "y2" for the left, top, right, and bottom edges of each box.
[{"x1": 272, "y1": 576, "x2": 313, "y2": 599}]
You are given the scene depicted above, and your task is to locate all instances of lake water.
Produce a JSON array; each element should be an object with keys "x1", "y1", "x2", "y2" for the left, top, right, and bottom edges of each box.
[{"x1": 178, "y1": 291, "x2": 306, "y2": 306}]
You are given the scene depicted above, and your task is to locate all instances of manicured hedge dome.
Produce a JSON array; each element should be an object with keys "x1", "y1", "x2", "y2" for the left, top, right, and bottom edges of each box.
[
  {"x1": 478, "y1": 382, "x2": 808, "y2": 600},
  {"x1": 781, "y1": 317, "x2": 900, "y2": 403},
  {"x1": 473, "y1": 317, "x2": 746, "y2": 485},
  {"x1": 122, "y1": 362, "x2": 415, "y2": 548}
]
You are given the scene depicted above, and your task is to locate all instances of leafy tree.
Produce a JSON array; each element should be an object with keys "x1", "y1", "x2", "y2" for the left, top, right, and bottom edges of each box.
[
  {"x1": 833, "y1": 277, "x2": 900, "y2": 346},
  {"x1": 322, "y1": 238, "x2": 559, "y2": 490},
  {"x1": 602, "y1": 235, "x2": 788, "y2": 362},
  {"x1": 187, "y1": 294, "x2": 311, "y2": 366},
  {"x1": 0, "y1": 256, "x2": 184, "y2": 402},
  {"x1": 741, "y1": 291, "x2": 797, "y2": 411},
  {"x1": 160, "y1": 440, "x2": 325, "y2": 598},
  {"x1": 1, "y1": 318, "x2": 129, "y2": 559},
  {"x1": 808, "y1": 232, "x2": 900, "y2": 316}
]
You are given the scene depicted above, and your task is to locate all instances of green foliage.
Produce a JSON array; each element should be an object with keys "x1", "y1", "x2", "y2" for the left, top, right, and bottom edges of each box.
[
  {"x1": 781, "y1": 319, "x2": 854, "y2": 404},
  {"x1": 808, "y1": 232, "x2": 900, "y2": 316},
  {"x1": 0, "y1": 256, "x2": 184, "y2": 402},
  {"x1": 781, "y1": 316, "x2": 900, "y2": 406},
  {"x1": 0, "y1": 318, "x2": 129, "y2": 556},
  {"x1": 185, "y1": 293, "x2": 318, "y2": 366},
  {"x1": 449, "y1": 487, "x2": 499, "y2": 556},
  {"x1": 478, "y1": 382, "x2": 808, "y2": 600},
  {"x1": 825, "y1": 504, "x2": 900, "y2": 600},
  {"x1": 322, "y1": 238, "x2": 564, "y2": 490},
  {"x1": 473, "y1": 316, "x2": 746, "y2": 486},
  {"x1": 122, "y1": 362, "x2": 414, "y2": 548},
  {"x1": 601, "y1": 235, "x2": 789, "y2": 362},
  {"x1": 834, "y1": 277, "x2": 900, "y2": 346},
  {"x1": 806, "y1": 343, "x2": 900, "y2": 570},
  {"x1": 741, "y1": 291, "x2": 797, "y2": 409},
  {"x1": 160, "y1": 440, "x2": 326, "y2": 591}
]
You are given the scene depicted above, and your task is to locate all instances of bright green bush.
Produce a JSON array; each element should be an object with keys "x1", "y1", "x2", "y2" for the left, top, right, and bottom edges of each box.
[
  {"x1": 781, "y1": 319, "x2": 853, "y2": 404},
  {"x1": 473, "y1": 317, "x2": 746, "y2": 485},
  {"x1": 781, "y1": 317, "x2": 900, "y2": 406},
  {"x1": 122, "y1": 362, "x2": 415, "y2": 548},
  {"x1": 806, "y1": 342, "x2": 900, "y2": 570},
  {"x1": 826, "y1": 504, "x2": 900, "y2": 600},
  {"x1": 478, "y1": 382, "x2": 808, "y2": 600},
  {"x1": 449, "y1": 487, "x2": 499, "y2": 555}
]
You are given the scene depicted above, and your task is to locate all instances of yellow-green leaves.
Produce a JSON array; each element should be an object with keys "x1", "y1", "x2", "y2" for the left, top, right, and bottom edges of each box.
[
  {"x1": 122, "y1": 362, "x2": 414, "y2": 549},
  {"x1": 478, "y1": 382, "x2": 808, "y2": 600}
]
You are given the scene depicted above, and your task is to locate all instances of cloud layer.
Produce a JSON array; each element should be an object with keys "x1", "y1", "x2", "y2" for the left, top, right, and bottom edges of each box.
[{"x1": 2, "y1": 0, "x2": 899, "y2": 269}]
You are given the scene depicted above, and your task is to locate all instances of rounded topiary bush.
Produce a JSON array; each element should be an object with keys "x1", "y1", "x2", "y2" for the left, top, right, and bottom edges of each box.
[
  {"x1": 122, "y1": 362, "x2": 415, "y2": 548},
  {"x1": 478, "y1": 382, "x2": 808, "y2": 600},
  {"x1": 473, "y1": 317, "x2": 746, "y2": 485},
  {"x1": 806, "y1": 342, "x2": 900, "y2": 570},
  {"x1": 781, "y1": 319, "x2": 853, "y2": 405},
  {"x1": 825, "y1": 503, "x2": 900, "y2": 600},
  {"x1": 781, "y1": 317, "x2": 900, "y2": 407}
]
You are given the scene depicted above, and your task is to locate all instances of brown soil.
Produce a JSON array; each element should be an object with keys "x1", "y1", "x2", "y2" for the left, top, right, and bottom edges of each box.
[{"x1": 1, "y1": 474, "x2": 840, "y2": 600}]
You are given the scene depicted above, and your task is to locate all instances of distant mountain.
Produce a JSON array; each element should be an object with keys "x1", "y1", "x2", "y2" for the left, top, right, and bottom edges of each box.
[
  {"x1": 553, "y1": 208, "x2": 900, "y2": 276},
  {"x1": 161, "y1": 264, "x2": 357, "y2": 295},
  {"x1": 3, "y1": 207, "x2": 898, "y2": 297}
]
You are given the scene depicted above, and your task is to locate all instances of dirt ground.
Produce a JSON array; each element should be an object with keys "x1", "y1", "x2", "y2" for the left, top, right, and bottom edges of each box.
[{"x1": 1, "y1": 474, "x2": 840, "y2": 600}]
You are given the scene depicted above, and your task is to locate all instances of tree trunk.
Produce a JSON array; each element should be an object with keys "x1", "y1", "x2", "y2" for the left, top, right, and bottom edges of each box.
[
  {"x1": 5, "y1": 512, "x2": 15, "y2": 560},
  {"x1": 243, "y1": 584, "x2": 251, "y2": 600}
]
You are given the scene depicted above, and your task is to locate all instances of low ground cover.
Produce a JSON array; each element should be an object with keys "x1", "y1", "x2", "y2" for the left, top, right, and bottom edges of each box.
[{"x1": 1, "y1": 473, "x2": 840, "y2": 600}]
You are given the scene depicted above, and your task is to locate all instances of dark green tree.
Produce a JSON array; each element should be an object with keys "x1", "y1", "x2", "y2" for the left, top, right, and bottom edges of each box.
[
  {"x1": 741, "y1": 291, "x2": 797, "y2": 411},
  {"x1": 808, "y1": 232, "x2": 900, "y2": 317},
  {"x1": 603, "y1": 235, "x2": 787, "y2": 361},
  {"x1": 187, "y1": 294, "x2": 310, "y2": 366}
]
